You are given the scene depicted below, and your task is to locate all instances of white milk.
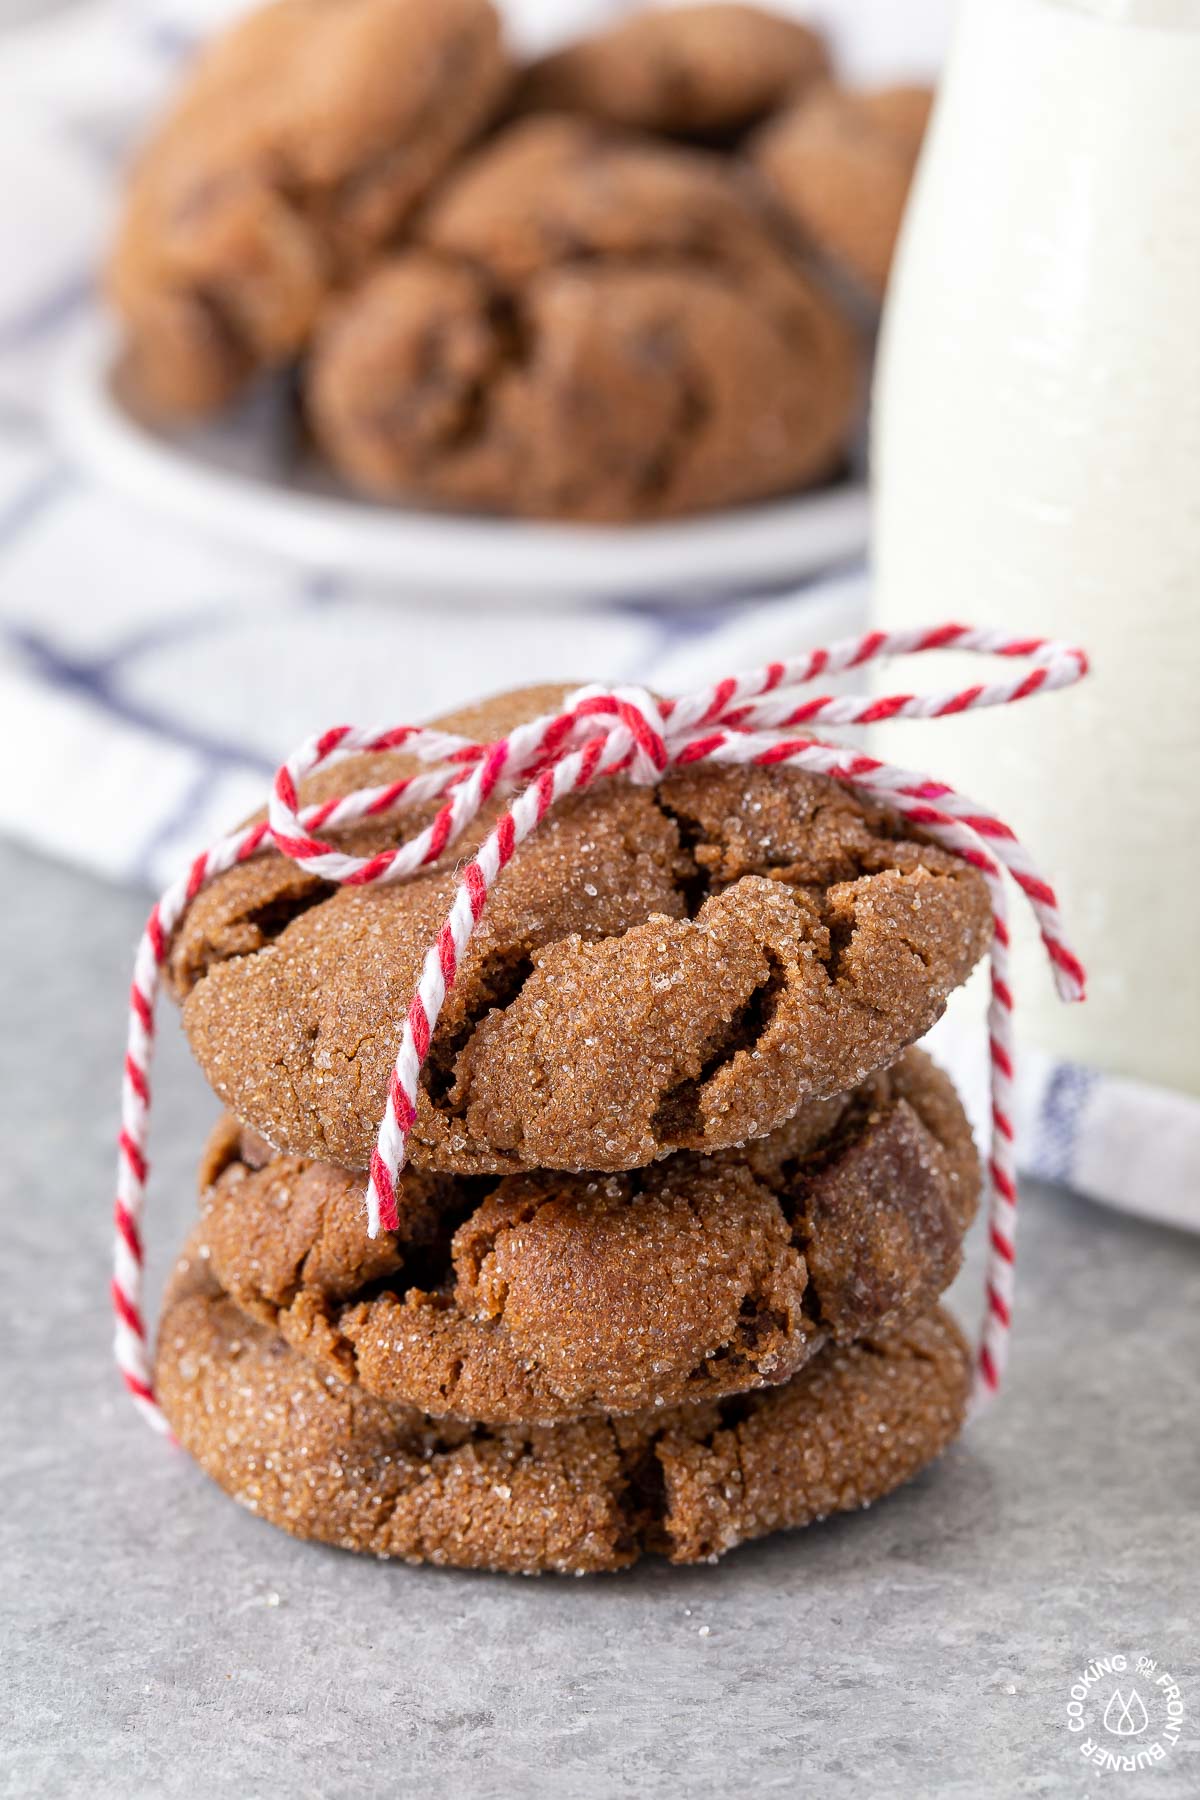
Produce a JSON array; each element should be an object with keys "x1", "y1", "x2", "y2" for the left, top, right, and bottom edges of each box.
[{"x1": 872, "y1": 0, "x2": 1200, "y2": 1096}]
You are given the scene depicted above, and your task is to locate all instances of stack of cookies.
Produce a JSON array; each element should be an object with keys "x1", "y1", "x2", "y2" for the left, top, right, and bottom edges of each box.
[{"x1": 155, "y1": 687, "x2": 993, "y2": 1574}]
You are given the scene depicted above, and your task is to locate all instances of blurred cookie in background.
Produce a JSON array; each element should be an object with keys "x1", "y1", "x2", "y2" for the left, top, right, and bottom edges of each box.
[
  {"x1": 515, "y1": 2, "x2": 830, "y2": 142},
  {"x1": 108, "y1": 0, "x2": 511, "y2": 419},
  {"x1": 101, "y1": 0, "x2": 931, "y2": 528},
  {"x1": 752, "y1": 83, "x2": 933, "y2": 300},
  {"x1": 306, "y1": 117, "x2": 860, "y2": 520}
]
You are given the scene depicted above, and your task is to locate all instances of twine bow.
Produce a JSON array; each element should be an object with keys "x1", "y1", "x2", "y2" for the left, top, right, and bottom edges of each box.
[{"x1": 115, "y1": 624, "x2": 1088, "y2": 1435}]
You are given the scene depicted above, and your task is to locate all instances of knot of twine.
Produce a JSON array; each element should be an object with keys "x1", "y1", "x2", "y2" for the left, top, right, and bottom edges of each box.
[{"x1": 115, "y1": 624, "x2": 1088, "y2": 1436}]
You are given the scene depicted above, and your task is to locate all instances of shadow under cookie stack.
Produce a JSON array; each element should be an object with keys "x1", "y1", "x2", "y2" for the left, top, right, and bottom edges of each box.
[{"x1": 155, "y1": 687, "x2": 993, "y2": 1574}]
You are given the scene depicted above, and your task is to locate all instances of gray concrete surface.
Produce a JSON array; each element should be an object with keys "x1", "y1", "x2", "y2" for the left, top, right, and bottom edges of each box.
[{"x1": 0, "y1": 838, "x2": 1196, "y2": 1800}]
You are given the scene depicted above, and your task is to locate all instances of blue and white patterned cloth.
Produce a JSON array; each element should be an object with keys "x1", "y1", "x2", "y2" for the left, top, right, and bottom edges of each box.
[
  {"x1": 925, "y1": 1018, "x2": 1200, "y2": 1238},
  {"x1": 1, "y1": 0, "x2": 1196, "y2": 1232}
]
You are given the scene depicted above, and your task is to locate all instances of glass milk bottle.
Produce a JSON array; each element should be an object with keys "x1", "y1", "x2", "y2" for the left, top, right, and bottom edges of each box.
[{"x1": 872, "y1": 0, "x2": 1200, "y2": 1097}]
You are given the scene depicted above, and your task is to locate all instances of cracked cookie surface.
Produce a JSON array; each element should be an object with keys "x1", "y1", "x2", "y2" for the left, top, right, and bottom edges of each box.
[
  {"x1": 305, "y1": 116, "x2": 859, "y2": 519},
  {"x1": 515, "y1": 4, "x2": 830, "y2": 142},
  {"x1": 173, "y1": 685, "x2": 993, "y2": 1173},
  {"x1": 109, "y1": 0, "x2": 509, "y2": 417},
  {"x1": 197, "y1": 1050, "x2": 979, "y2": 1422},
  {"x1": 156, "y1": 1240, "x2": 971, "y2": 1573},
  {"x1": 753, "y1": 84, "x2": 933, "y2": 301}
]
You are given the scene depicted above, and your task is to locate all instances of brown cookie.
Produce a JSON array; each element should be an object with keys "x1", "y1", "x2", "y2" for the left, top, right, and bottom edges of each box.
[
  {"x1": 170, "y1": 686, "x2": 993, "y2": 1173},
  {"x1": 305, "y1": 116, "x2": 859, "y2": 519},
  {"x1": 417, "y1": 113, "x2": 807, "y2": 282},
  {"x1": 108, "y1": 0, "x2": 510, "y2": 417},
  {"x1": 516, "y1": 4, "x2": 830, "y2": 142},
  {"x1": 752, "y1": 84, "x2": 934, "y2": 300},
  {"x1": 156, "y1": 1241, "x2": 972, "y2": 1573},
  {"x1": 198, "y1": 1050, "x2": 980, "y2": 1422}
]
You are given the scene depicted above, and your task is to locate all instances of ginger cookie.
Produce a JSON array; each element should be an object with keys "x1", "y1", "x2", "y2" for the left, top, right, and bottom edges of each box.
[
  {"x1": 516, "y1": 5, "x2": 830, "y2": 142},
  {"x1": 108, "y1": 0, "x2": 509, "y2": 417},
  {"x1": 170, "y1": 686, "x2": 993, "y2": 1172},
  {"x1": 305, "y1": 116, "x2": 859, "y2": 519},
  {"x1": 197, "y1": 1050, "x2": 980, "y2": 1423},
  {"x1": 753, "y1": 84, "x2": 934, "y2": 301},
  {"x1": 156, "y1": 1241, "x2": 972, "y2": 1573}
]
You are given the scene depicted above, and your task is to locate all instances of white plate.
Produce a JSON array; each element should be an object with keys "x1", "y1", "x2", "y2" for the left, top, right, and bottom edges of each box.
[{"x1": 52, "y1": 322, "x2": 869, "y2": 607}]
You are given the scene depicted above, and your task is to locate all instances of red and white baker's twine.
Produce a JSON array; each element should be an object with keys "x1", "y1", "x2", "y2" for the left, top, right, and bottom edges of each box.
[{"x1": 115, "y1": 624, "x2": 1088, "y2": 1434}]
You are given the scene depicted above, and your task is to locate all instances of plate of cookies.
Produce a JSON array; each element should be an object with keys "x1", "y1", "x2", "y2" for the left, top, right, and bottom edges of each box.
[{"x1": 58, "y1": 0, "x2": 933, "y2": 601}]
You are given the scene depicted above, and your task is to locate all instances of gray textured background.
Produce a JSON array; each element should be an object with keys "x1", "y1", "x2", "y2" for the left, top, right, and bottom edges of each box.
[{"x1": 1, "y1": 839, "x2": 1197, "y2": 1800}]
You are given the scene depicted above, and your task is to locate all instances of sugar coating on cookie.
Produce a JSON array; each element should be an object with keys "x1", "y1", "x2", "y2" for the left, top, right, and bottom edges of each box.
[
  {"x1": 305, "y1": 117, "x2": 859, "y2": 519},
  {"x1": 108, "y1": 0, "x2": 510, "y2": 416},
  {"x1": 155, "y1": 1236, "x2": 972, "y2": 1573},
  {"x1": 171, "y1": 686, "x2": 993, "y2": 1173},
  {"x1": 197, "y1": 1050, "x2": 980, "y2": 1422},
  {"x1": 516, "y1": 4, "x2": 830, "y2": 141},
  {"x1": 753, "y1": 84, "x2": 934, "y2": 300}
]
